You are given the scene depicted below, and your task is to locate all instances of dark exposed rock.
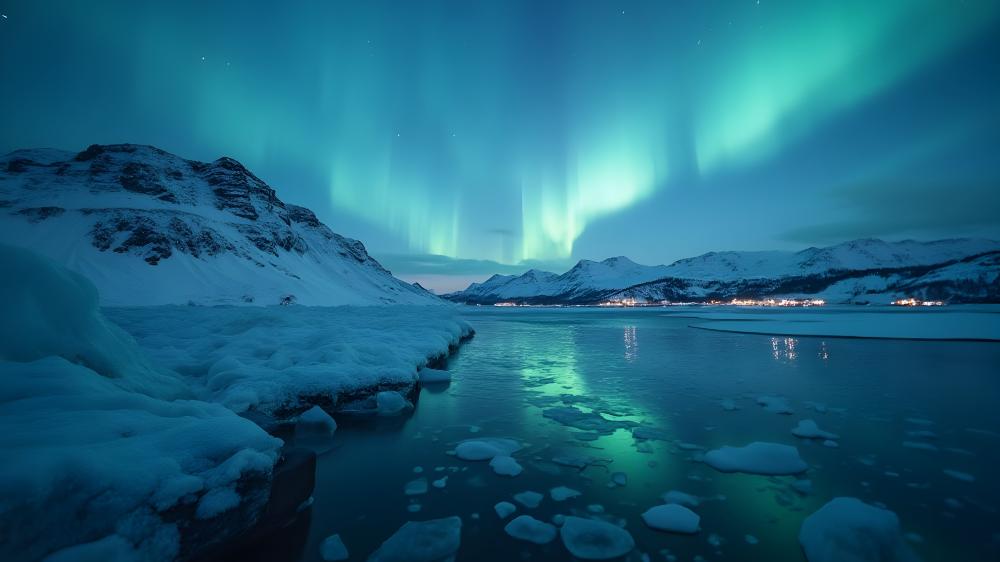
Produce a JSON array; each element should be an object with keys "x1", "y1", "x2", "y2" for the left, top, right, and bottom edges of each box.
[
  {"x1": 119, "y1": 161, "x2": 172, "y2": 200},
  {"x1": 6, "y1": 158, "x2": 37, "y2": 173},
  {"x1": 15, "y1": 206, "x2": 65, "y2": 223}
]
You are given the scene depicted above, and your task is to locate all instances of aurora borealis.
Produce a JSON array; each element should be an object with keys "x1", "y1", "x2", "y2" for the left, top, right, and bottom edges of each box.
[{"x1": 2, "y1": 1, "x2": 999, "y2": 291}]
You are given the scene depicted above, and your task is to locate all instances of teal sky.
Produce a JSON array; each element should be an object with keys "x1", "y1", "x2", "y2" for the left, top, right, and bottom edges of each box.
[{"x1": 2, "y1": 1, "x2": 999, "y2": 291}]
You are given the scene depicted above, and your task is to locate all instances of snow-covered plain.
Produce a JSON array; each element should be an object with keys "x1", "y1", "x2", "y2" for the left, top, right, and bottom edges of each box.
[{"x1": 0, "y1": 244, "x2": 473, "y2": 561}]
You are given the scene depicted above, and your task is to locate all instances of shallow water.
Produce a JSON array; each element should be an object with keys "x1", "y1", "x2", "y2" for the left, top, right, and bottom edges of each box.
[{"x1": 261, "y1": 308, "x2": 1000, "y2": 561}]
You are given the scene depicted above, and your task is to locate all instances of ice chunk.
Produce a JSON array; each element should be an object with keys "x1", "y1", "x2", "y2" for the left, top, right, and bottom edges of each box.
[
  {"x1": 822, "y1": 440, "x2": 839, "y2": 448},
  {"x1": 369, "y1": 516, "x2": 463, "y2": 562},
  {"x1": 404, "y1": 478, "x2": 428, "y2": 496},
  {"x1": 704, "y1": 442, "x2": 808, "y2": 475},
  {"x1": 610, "y1": 472, "x2": 628, "y2": 487},
  {"x1": 432, "y1": 476, "x2": 448, "y2": 489},
  {"x1": 494, "y1": 501, "x2": 517, "y2": 519},
  {"x1": 295, "y1": 406, "x2": 337, "y2": 448},
  {"x1": 720, "y1": 398, "x2": 738, "y2": 411},
  {"x1": 642, "y1": 504, "x2": 700, "y2": 534},
  {"x1": 376, "y1": 391, "x2": 411, "y2": 416},
  {"x1": 418, "y1": 367, "x2": 452, "y2": 384},
  {"x1": 454, "y1": 438, "x2": 521, "y2": 461},
  {"x1": 587, "y1": 504, "x2": 605, "y2": 513},
  {"x1": 490, "y1": 455, "x2": 523, "y2": 476},
  {"x1": 756, "y1": 396, "x2": 794, "y2": 414},
  {"x1": 661, "y1": 490, "x2": 700, "y2": 508},
  {"x1": 943, "y1": 469, "x2": 975, "y2": 482},
  {"x1": 559, "y1": 516, "x2": 636, "y2": 560},
  {"x1": 504, "y1": 515, "x2": 558, "y2": 544},
  {"x1": 543, "y1": 406, "x2": 635, "y2": 434},
  {"x1": 550, "y1": 486, "x2": 582, "y2": 501},
  {"x1": 745, "y1": 534, "x2": 759, "y2": 545},
  {"x1": 514, "y1": 491, "x2": 545, "y2": 508},
  {"x1": 320, "y1": 534, "x2": 349, "y2": 561},
  {"x1": 799, "y1": 498, "x2": 920, "y2": 562},
  {"x1": 792, "y1": 419, "x2": 839, "y2": 440}
]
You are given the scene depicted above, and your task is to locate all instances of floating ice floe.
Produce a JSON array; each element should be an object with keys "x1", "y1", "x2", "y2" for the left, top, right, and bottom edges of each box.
[
  {"x1": 494, "y1": 501, "x2": 517, "y2": 519},
  {"x1": 369, "y1": 516, "x2": 463, "y2": 562},
  {"x1": 632, "y1": 426, "x2": 671, "y2": 440},
  {"x1": 319, "y1": 534, "x2": 349, "y2": 561},
  {"x1": 560, "y1": 516, "x2": 635, "y2": 560},
  {"x1": 610, "y1": 472, "x2": 628, "y2": 487},
  {"x1": 642, "y1": 504, "x2": 700, "y2": 534},
  {"x1": 745, "y1": 534, "x2": 759, "y2": 545},
  {"x1": 550, "y1": 486, "x2": 582, "y2": 501},
  {"x1": 943, "y1": 469, "x2": 975, "y2": 482},
  {"x1": 514, "y1": 491, "x2": 545, "y2": 508},
  {"x1": 454, "y1": 438, "x2": 521, "y2": 461},
  {"x1": 543, "y1": 406, "x2": 636, "y2": 434},
  {"x1": 799, "y1": 498, "x2": 919, "y2": 562},
  {"x1": 720, "y1": 398, "x2": 738, "y2": 411},
  {"x1": 587, "y1": 504, "x2": 605, "y2": 513},
  {"x1": 432, "y1": 477, "x2": 448, "y2": 489},
  {"x1": 822, "y1": 440, "x2": 839, "y2": 448},
  {"x1": 376, "y1": 391, "x2": 411, "y2": 416},
  {"x1": 661, "y1": 490, "x2": 700, "y2": 508},
  {"x1": 704, "y1": 442, "x2": 808, "y2": 475},
  {"x1": 792, "y1": 419, "x2": 839, "y2": 440},
  {"x1": 756, "y1": 396, "x2": 794, "y2": 415},
  {"x1": 490, "y1": 455, "x2": 523, "y2": 476},
  {"x1": 404, "y1": 478, "x2": 428, "y2": 496},
  {"x1": 902, "y1": 441, "x2": 938, "y2": 452},
  {"x1": 418, "y1": 367, "x2": 452, "y2": 384},
  {"x1": 504, "y1": 515, "x2": 558, "y2": 544}
]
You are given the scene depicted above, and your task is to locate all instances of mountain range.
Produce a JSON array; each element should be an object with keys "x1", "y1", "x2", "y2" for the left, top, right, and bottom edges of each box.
[
  {"x1": 0, "y1": 144, "x2": 440, "y2": 306},
  {"x1": 446, "y1": 239, "x2": 1000, "y2": 305}
]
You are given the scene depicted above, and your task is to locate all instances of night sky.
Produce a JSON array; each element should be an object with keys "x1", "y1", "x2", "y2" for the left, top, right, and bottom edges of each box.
[{"x1": 2, "y1": 1, "x2": 999, "y2": 291}]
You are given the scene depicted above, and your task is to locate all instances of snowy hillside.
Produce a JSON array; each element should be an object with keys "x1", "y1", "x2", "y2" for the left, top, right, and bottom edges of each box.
[
  {"x1": 447, "y1": 239, "x2": 999, "y2": 305},
  {"x1": 0, "y1": 144, "x2": 441, "y2": 306}
]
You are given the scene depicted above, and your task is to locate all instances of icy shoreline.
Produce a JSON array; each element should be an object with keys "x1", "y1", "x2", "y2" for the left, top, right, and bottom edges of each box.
[{"x1": 0, "y1": 244, "x2": 474, "y2": 562}]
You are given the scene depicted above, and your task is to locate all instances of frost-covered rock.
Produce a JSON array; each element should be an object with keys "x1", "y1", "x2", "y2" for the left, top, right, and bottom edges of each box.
[
  {"x1": 799, "y1": 498, "x2": 920, "y2": 562},
  {"x1": 320, "y1": 534, "x2": 349, "y2": 561},
  {"x1": 490, "y1": 455, "x2": 523, "y2": 476},
  {"x1": 642, "y1": 504, "x2": 700, "y2": 534},
  {"x1": 368, "y1": 516, "x2": 463, "y2": 562},
  {"x1": 792, "y1": 419, "x2": 839, "y2": 440},
  {"x1": 559, "y1": 516, "x2": 635, "y2": 560},
  {"x1": 504, "y1": 515, "x2": 558, "y2": 544},
  {"x1": 454, "y1": 438, "x2": 521, "y2": 461},
  {"x1": 704, "y1": 442, "x2": 808, "y2": 475}
]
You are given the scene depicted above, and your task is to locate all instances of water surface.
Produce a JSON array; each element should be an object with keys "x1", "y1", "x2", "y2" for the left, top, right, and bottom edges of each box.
[{"x1": 271, "y1": 308, "x2": 1000, "y2": 561}]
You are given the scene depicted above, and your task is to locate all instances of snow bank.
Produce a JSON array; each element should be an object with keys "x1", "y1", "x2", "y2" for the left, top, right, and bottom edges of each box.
[
  {"x1": 799, "y1": 497, "x2": 920, "y2": 562},
  {"x1": 0, "y1": 245, "x2": 281, "y2": 561},
  {"x1": 106, "y1": 305, "x2": 474, "y2": 416}
]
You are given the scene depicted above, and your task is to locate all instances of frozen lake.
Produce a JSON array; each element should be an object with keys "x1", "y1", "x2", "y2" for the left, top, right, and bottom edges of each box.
[{"x1": 246, "y1": 307, "x2": 1000, "y2": 561}]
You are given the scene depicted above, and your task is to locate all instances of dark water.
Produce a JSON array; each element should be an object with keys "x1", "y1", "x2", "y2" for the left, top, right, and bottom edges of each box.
[{"x1": 277, "y1": 309, "x2": 1000, "y2": 561}]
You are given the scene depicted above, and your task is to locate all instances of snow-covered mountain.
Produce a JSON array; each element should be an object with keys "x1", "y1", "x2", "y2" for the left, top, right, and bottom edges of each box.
[
  {"x1": 453, "y1": 257, "x2": 671, "y2": 304},
  {"x1": 446, "y1": 239, "x2": 1000, "y2": 305},
  {"x1": 0, "y1": 144, "x2": 441, "y2": 306}
]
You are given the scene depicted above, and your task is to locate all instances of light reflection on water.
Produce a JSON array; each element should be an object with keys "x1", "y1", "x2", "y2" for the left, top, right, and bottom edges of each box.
[{"x1": 281, "y1": 308, "x2": 1000, "y2": 562}]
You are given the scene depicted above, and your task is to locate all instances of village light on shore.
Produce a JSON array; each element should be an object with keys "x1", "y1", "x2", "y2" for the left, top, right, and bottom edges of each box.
[{"x1": 891, "y1": 298, "x2": 944, "y2": 307}]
